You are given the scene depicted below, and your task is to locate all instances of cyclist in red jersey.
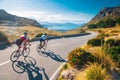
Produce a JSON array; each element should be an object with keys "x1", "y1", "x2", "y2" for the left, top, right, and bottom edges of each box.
[{"x1": 16, "y1": 32, "x2": 30, "y2": 52}]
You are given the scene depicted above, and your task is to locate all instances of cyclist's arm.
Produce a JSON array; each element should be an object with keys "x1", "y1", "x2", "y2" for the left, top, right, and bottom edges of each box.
[
  {"x1": 23, "y1": 38, "x2": 31, "y2": 46},
  {"x1": 46, "y1": 36, "x2": 48, "y2": 42}
]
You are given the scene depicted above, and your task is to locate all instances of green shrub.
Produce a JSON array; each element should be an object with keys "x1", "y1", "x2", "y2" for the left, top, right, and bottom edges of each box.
[
  {"x1": 116, "y1": 18, "x2": 120, "y2": 25},
  {"x1": 103, "y1": 39, "x2": 120, "y2": 67},
  {"x1": 87, "y1": 38, "x2": 104, "y2": 46},
  {"x1": 63, "y1": 64, "x2": 68, "y2": 70},
  {"x1": 105, "y1": 19, "x2": 116, "y2": 27},
  {"x1": 35, "y1": 33, "x2": 42, "y2": 37},
  {"x1": 88, "y1": 18, "x2": 116, "y2": 29},
  {"x1": 97, "y1": 33, "x2": 109, "y2": 38},
  {"x1": 68, "y1": 48, "x2": 96, "y2": 69},
  {"x1": 104, "y1": 39, "x2": 120, "y2": 50},
  {"x1": 97, "y1": 20, "x2": 107, "y2": 28},
  {"x1": 0, "y1": 31, "x2": 8, "y2": 42},
  {"x1": 88, "y1": 24, "x2": 97, "y2": 29}
]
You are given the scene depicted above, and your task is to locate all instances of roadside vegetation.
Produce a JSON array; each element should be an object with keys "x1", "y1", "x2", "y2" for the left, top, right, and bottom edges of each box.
[
  {"x1": 88, "y1": 18, "x2": 120, "y2": 29},
  {"x1": 0, "y1": 26, "x2": 62, "y2": 42},
  {"x1": 63, "y1": 28, "x2": 87, "y2": 35},
  {"x1": 0, "y1": 25, "x2": 88, "y2": 43},
  {"x1": 0, "y1": 31, "x2": 8, "y2": 43},
  {"x1": 57, "y1": 25, "x2": 120, "y2": 80}
]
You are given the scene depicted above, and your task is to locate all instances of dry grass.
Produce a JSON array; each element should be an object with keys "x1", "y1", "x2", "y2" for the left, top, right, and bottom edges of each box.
[
  {"x1": 58, "y1": 26, "x2": 120, "y2": 80},
  {"x1": 61, "y1": 45, "x2": 116, "y2": 80},
  {"x1": 75, "y1": 63, "x2": 111, "y2": 80},
  {"x1": 56, "y1": 26, "x2": 120, "y2": 80},
  {"x1": 64, "y1": 28, "x2": 87, "y2": 35},
  {"x1": 0, "y1": 26, "x2": 62, "y2": 41},
  {"x1": 86, "y1": 46, "x2": 115, "y2": 70},
  {"x1": 94, "y1": 26, "x2": 120, "y2": 37}
]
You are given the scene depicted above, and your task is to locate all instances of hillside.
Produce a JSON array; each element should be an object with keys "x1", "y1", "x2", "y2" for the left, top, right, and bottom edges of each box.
[
  {"x1": 0, "y1": 9, "x2": 63, "y2": 43},
  {"x1": 0, "y1": 9, "x2": 43, "y2": 27},
  {"x1": 0, "y1": 25, "x2": 63, "y2": 42},
  {"x1": 57, "y1": 6, "x2": 120, "y2": 80},
  {"x1": 63, "y1": 6, "x2": 120, "y2": 32},
  {"x1": 88, "y1": 6, "x2": 120, "y2": 24}
]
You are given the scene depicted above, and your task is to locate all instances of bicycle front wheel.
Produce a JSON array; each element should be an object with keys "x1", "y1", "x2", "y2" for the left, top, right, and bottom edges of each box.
[
  {"x1": 23, "y1": 47, "x2": 30, "y2": 57},
  {"x1": 36, "y1": 44, "x2": 48, "y2": 57},
  {"x1": 10, "y1": 51, "x2": 20, "y2": 62}
]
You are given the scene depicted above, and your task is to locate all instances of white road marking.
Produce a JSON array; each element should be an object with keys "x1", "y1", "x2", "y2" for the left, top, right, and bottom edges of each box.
[
  {"x1": 0, "y1": 60, "x2": 10, "y2": 66},
  {"x1": 50, "y1": 62, "x2": 66, "y2": 80}
]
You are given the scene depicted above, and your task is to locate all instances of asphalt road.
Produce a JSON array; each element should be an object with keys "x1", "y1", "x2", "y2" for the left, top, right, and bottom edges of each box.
[{"x1": 0, "y1": 32, "x2": 97, "y2": 80}]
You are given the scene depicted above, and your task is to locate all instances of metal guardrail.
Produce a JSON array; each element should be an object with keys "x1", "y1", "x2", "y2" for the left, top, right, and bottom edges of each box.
[
  {"x1": 31, "y1": 32, "x2": 91, "y2": 41},
  {"x1": 0, "y1": 33, "x2": 91, "y2": 45}
]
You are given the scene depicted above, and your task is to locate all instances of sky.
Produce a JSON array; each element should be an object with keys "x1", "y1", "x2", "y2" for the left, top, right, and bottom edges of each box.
[{"x1": 0, "y1": 0, "x2": 120, "y2": 24}]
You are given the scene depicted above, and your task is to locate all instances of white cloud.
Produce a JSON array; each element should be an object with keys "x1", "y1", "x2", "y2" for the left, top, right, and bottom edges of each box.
[{"x1": 8, "y1": 10, "x2": 93, "y2": 24}]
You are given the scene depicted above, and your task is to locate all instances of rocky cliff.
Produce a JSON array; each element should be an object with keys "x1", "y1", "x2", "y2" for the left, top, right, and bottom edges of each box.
[{"x1": 88, "y1": 6, "x2": 120, "y2": 24}]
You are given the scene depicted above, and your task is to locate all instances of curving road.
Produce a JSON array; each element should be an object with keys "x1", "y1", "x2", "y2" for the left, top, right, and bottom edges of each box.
[{"x1": 0, "y1": 32, "x2": 97, "y2": 80}]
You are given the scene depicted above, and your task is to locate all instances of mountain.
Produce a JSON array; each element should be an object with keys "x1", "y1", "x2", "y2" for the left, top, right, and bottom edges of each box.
[
  {"x1": 88, "y1": 6, "x2": 120, "y2": 24},
  {"x1": 0, "y1": 9, "x2": 43, "y2": 27},
  {"x1": 42, "y1": 22, "x2": 85, "y2": 31}
]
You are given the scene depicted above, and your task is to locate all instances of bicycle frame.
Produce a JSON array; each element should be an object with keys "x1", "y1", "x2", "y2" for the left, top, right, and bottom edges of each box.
[{"x1": 10, "y1": 42, "x2": 31, "y2": 62}]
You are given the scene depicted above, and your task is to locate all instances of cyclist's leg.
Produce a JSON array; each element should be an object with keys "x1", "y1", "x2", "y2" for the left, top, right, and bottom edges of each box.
[
  {"x1": 17, "y1": 46, "x2": 21, "y2": 52},
  {"x1": 43, "y1": 40, "x2": 45, "y2": 47},
  {"x1": 40, "y1": 39, "x2": 45, "y2": 48},
  {"x1": 16, "y1": 39, "x2": 22, "y2": 52},
  {"x1": 39, "y1": 39, "x2": 42, "y2": 48},
  {"x1": 23, "y1": 42, "x2": 27, "y2": 49}
]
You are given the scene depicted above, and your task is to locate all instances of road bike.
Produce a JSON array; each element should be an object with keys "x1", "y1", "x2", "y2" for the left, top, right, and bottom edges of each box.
[
  {"x1": 10, "y1": 42, "x2": 31, "y2": 62},
  {"x1": 12, "y1": 56, "x2": 36, "y2": 73},
  {"x1": 12, "y1": 60, "x2": 49, "y2": 80},
  {"x1": 36, "y1": 40, "x2": 48, "y2": 56}
]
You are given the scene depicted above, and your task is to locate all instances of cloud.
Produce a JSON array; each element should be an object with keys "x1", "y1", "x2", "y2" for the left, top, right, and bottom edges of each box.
[{"x1": 8, "y1": 10, "x2": 93, "y2": 24}]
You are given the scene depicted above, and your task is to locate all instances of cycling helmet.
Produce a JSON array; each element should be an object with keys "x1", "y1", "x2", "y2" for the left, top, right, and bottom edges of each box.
[
  {"x1": 45, "y1": 32, "x2": 47, "y2": 35},
  {"x1": 23, "y1": 32, "x2": 28, "y2": 35}
]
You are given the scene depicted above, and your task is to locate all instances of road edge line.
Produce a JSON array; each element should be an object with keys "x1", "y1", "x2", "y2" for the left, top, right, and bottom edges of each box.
[
  {"x1": 50, "y1": 62, "x2": 66, "y2": 80},
  {"x1": 0, "y1": 60, "x2": 10, "y2": 66}
]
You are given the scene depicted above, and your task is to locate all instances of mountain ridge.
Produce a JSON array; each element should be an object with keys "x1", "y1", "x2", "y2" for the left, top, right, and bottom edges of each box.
[
  {"x1": 0, "y1": 9, "x2": 43, "y2": 27},
  {"x1": 87, "y1": 6, "x2": 120, "y2": 24}
]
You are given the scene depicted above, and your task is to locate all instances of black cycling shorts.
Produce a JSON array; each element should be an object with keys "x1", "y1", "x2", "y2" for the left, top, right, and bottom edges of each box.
[
  {"x1": 39, "y1": 38, "x2": 45, "y2": 42},
  {"x1": 16, "y1": 39, "x2": 22, "y2": 46}
]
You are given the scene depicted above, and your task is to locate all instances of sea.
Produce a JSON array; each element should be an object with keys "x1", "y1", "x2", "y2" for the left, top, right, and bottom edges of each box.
[{"x1": 41, "y1": 22, "x2": 85, "y2": 32}]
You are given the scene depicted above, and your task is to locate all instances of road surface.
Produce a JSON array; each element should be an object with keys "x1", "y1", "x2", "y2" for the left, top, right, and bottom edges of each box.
[{"x1": 0, "y1": 32, "x2": 97, "y2": 80}]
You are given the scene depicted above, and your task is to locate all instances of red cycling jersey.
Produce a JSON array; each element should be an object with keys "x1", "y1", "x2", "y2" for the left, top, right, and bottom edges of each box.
[{"x1": 20, "y1": 35, "x2": 28, "y2": 42}]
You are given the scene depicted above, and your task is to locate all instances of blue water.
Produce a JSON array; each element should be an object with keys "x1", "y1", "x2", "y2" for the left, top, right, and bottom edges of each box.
[{"x1": 42, "y1": 23, "x2": 85, "y2": 32}]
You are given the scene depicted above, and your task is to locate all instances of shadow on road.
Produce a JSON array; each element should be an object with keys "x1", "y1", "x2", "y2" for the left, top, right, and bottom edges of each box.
[
  {"x1": 0, "y1": 44, "x2": 11, "y2": 50},
  {"x1": 38, "y1": 49, "x2": 66, "y2": 62},
  {"x1": 11, "y1": 56, "x2": 49, "y2": 80}
]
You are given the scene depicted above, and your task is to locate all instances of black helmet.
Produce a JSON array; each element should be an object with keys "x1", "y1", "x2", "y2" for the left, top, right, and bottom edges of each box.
[
  {"x1": 45, "y1": 32, "x2": 47, "y2": 35},
  {"x1": 24, "y1": 32, "x2": 28, "y2": 35}
]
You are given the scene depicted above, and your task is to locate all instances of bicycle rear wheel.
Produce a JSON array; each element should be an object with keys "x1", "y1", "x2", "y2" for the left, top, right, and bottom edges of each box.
[
  {"x1": 23, "y1": 47, "x2": 30, "y2": 57},
  {"x1": 10, "y1": 51, "x2": 20, "y2": 62},
  {"x1": 36, "y1": 44, "x2": 41, "y2": 52},
  {"x1": 36, "y1": 44, "x2": 48, "y2": 57}
]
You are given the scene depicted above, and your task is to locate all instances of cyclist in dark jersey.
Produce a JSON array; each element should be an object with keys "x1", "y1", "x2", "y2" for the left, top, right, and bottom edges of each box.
[{"x1": 39, "y1": 33, "x2": 48, "y2": 48}]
